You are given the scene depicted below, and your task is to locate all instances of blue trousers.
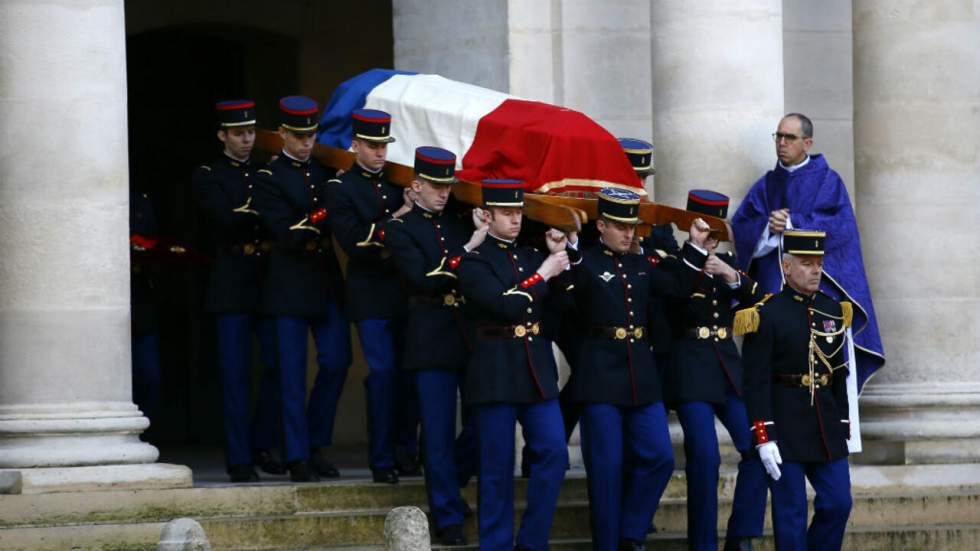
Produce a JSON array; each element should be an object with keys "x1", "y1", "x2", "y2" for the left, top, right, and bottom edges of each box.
[
  {"x1": 276, "y1": 299, "x2": 352, "y2": 463},
  {"x1": 675, "y1": 392, "x2": 768, "y2": 550},
  {"x1": 476, "y1": 399, "x2": 568, "y2": 551},
  {"x1": 769, "y1": 457, "x2": 851, "y2": 551},
  {"x1": 131, "y1": 332, "x2": 161, "y2": 422},
  {"x1": 216, "y1": 314, "x2": 281, "y2": 467},
  {"x1": 580, "y1": 402, "x2": 675, "y2": 550},
  {"x1": 417, "y1": 369, "x2": 477, "y2": 530},
  {"x1": 357, "y1": 318, "x2": 417, "y2": 470}
]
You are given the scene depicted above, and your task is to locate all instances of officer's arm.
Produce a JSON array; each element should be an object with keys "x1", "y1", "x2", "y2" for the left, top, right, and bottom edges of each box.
[
  {"x1": 717, "y1": 252, "x2": 765, "y2": 307},
  {"x1": 191, "y1": 166, "x2": 255, "y2": 233},
  {"x1": 324, "y1": 184, "x2": 389, "y2": 261},
  {"x1": 741, "y1": 310, "x2": 779, "y2": 446},
  {"x1": 648, "y1": 241, "x2": 708, "y2": 298},
  {"x1": 458, "y1": 255, "x2": 550, "y2": 322},
  {"x1": 385, "y1": 222, "x2": 461, "y2": 294},
  {"x1": 252, "y1": 170, "x2": 310, "y2": 251}
]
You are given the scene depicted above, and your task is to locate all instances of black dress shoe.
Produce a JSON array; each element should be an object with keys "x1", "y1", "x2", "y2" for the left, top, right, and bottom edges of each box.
[
  {"x1": 228, "y1": 464, "x2": 259, "y2": 483},
  {"x1": 372, "y1": 468, "x2": 399, "y2": 484},
  {"x1": 395, "y1": 447, "x2": 423, "y2": 477},
  {"x1": 618, "y1": 539, "x2": 646, "y2": 551},
  {"x1": 723, "y1": 538, "x2": 754, "y2": 551},
  {"x1": 288, "y1": 460, "x2": 320, "y2": 483},
  {"x1": 310, "y1": 448, "x2": 341, "y2": 478},
  {"x1": 435, "y1": 523, "x2": 466, "y2": 546},
  {"x1": 254, "y1": 448, "x2": 286, "y2": 475}
]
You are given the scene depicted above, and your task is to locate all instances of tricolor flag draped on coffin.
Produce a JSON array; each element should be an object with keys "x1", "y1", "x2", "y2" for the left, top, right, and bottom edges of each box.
[{"x1": 317, "y1": 68, "x2": 645, "y2": 197}]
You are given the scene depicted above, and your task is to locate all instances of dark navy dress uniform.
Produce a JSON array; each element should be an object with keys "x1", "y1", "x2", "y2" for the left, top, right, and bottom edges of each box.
[
  {"x1": 129, "y1": 191, "x2": 162, "y2": 423},
  {"x1": 383, "y1": 146, "x2": 478, "y2": 541},
  {"x1": 457, "y1": 179, "x2": 570, "y2": 551},
  {"x1": 324, "y1": 108, "x2": 415, "y2": 479},
  {"x1": 660, "y1": 190, "x2": 768, "y2": 550},
  {"x1": 562, "y1": 188, "x2": 706, "y2": 551},
  {"x1": 739, "y1": 230, "x2": 852, "y2": 551},
  {"x1": 252, "y1": 96, "x2": 352, "y2": 481},
  {"x1": 191, "y1": 99, "x2": 281, "y2": 481}
]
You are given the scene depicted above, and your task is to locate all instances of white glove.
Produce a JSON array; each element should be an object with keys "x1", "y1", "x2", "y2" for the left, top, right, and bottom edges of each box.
[{"x1": 757, "y1": 441, "x2": 782, "y2": 481}]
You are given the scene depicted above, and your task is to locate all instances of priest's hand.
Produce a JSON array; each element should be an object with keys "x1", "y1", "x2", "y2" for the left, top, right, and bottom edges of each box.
[{"x1": 769, "y1": 208, "x2": 790, "y2": 234}]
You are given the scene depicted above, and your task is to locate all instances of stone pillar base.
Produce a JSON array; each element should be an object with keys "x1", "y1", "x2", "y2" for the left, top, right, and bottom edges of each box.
[
  {"x1": 857, "y1": 382, "x2": 980, "y2": 464},
  {"x1": 0, "y1": 463, "x2": 192, "y2": 495},
  {"x1": 0, "y1": 402, "x2": 159, "y2": 468}
]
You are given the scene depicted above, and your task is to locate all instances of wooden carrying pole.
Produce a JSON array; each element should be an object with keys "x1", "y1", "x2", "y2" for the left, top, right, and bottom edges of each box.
[{"x1": 255, "y1": 130, "x2": 729, "y2": 240}]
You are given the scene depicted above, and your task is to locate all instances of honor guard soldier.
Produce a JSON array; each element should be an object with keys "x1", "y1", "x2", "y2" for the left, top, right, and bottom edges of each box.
[
  {"x1": 384, "y1": 147, "x2": 484, "y2": 546},
  {"x1": 617, "y1": 138, "x2": 678, "y2": 255},
  {"x1": 738, "y1": 230, "x2": 853, "y2": 551},
  {"x1": 253, "y1": 96, "x2": 352, "y2": 482},
  {"x1": 191, "y1": 100, "x2": 284, "y2": 482},
  {"x1": 324, "y1": 108, "x2": 417, "y2": 484},
  {"x1": 562, "y1": 188, "x2": 711, "y2": 551},
  {"x1": 663, "y1": 190, "x2": 768, "y2": 551},
  {"x1": 457, "y1": 179, "x2": 572, "y2": 551},
  {"x1": 129, "y1": 191, "x2": 163, "y2": 427}
]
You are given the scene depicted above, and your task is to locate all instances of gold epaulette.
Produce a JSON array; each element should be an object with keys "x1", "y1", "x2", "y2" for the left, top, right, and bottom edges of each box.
[
  {"x1": 841, "y1": 301, "x2": 853, "y2": 328},
  {"x1": 733, "y1": 293, "x2": 774, "y2": 336}
]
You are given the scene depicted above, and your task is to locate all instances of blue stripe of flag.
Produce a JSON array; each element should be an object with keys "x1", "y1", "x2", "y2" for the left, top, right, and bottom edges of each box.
[{"x1": 317, "y1": 68, "x2": 417, "y2": 149}]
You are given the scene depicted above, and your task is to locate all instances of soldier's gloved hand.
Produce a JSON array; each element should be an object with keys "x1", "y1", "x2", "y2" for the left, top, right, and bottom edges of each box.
[
  {"x1": 757, "y1": 441, "x2": 782, "y2": 481},
  {"x1": 308, "y1": 208, "x2": 328, "y2": 227}
]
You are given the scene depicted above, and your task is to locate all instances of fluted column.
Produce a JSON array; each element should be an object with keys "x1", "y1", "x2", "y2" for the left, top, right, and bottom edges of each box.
[
  {"x1": 853, "y1": 0, "x2": 980, "y2": 463},
  {"x1": 0, "y1": 0, "x2": 190, "y2": 491},
  {"x1": 650, "y1": 0, "x2": 784, "y2": 208}
]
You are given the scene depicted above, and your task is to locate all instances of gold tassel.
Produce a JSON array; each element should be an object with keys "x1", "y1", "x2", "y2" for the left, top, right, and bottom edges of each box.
[
  {"x1": 841, "y1": 301, "x2": 853, "y2": 328},
  {"x1": 733, "y1": 307, "x2": 760, "y2": 336}
]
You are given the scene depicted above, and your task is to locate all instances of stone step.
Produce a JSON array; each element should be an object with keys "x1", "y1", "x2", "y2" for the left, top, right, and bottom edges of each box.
[
  {"x1": 7, "y1": 462, "x2": 980, "y2": 528},
  {"x1": 3, "y1": 489, "x2": 980, "y2": 551},
  {"x1": 3, "y1": 464, "x2": 980, "y2": 550}
]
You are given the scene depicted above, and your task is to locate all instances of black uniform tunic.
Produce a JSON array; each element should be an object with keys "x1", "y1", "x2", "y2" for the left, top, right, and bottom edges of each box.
[{"x1": 742, "y1": 288, "x2": 851, "y2": 463}]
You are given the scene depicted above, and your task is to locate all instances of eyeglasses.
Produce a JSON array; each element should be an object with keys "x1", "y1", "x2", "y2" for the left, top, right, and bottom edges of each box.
[{"x1": 773, "y1": 132, "x2": 803, "y2": 143}]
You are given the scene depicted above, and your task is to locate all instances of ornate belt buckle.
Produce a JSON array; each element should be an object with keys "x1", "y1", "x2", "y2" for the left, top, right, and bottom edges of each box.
[
  {"x1": 243, "y1": 243, "x2": 256, "y2": 256},
  {"x1": 531, "y1": 323, "x2": 540, "y2": 335},
  {"x1": 443, "y1": 294, "x2": 456, "y2": 306},
  {"x1": 615, "y1": 327, "x2": 628, "y2": 340},
  {"x1": 514, "y1": 325, "x2": 527, "y2": 338},
  {"x1": 717, "y1": 327, "x2": 728, "y2": 339},
  {"x1": 801, "y1": 373, "x2": 812, "y2": 386},
  {"x1": 633, "y1": 327, "x2": 644, "y2": 339},
  {"x1": 818, "y1": 374, "x2": 829, "y2": 386},
  {"x1": 698, "y1": 326, "x2": 711, "y2": 339}
]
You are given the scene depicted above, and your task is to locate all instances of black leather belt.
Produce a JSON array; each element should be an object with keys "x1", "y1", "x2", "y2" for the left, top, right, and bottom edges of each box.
[
  {"x1": 409, "y1": 293, "x2": 463, "y2": 308},
  {"x1": 303, "y1": 238, "x2": 333, "y2": 253},
  {"x1": 223, "y1": 241, "x2": 272, "y2": 256},
  {"x1": 478, "y1": 322, "x2": 541, "y2": 338},
  {"x1": 687, "y1": 326, "x2": 731, "y2": 340},
  {"x1": 590, "y1": 326, "x2": 646, "y2": 340},
  {"x1": 774, "y1": 373, "x2": 832, "y2": 388}
]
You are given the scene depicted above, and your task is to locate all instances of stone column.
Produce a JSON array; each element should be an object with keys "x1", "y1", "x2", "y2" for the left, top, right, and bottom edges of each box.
[
  {"x1": 650, "y1": 0, "x2": 785, "y2": 209},
  {"x1": 852, "y1": 1, "x2": 980, "y2": 464},
  {"x1": 0, "y1": 0, "x2": 190, "y2": 491}
]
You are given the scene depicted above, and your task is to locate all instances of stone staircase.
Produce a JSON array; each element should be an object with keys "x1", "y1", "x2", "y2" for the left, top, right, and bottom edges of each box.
[{"x1": 2, "y1": 465, "x2": 980, "y2": 550}]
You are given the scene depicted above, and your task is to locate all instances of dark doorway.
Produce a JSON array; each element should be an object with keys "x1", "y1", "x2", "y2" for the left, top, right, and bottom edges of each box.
[{"x1": 126, "y1": 26, "x2": 299, "y2": 448}]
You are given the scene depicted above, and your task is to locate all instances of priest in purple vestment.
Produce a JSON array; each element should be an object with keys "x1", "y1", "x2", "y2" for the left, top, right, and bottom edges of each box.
[{"x1": 731, "y1": 113, "x2": 884, "y2": 390}]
